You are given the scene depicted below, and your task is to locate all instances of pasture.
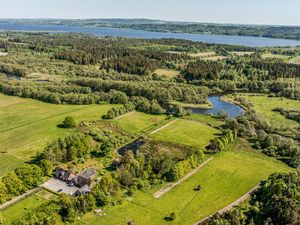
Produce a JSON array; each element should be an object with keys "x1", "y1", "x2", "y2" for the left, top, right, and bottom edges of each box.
[
  {"x1": 0, "y1": 94, "x2": 117, "y2": 175},
  {"x1": 149, "y1": 119, "x2": 219, "y2": 149},
  {"x1": 112, "y1": 111, "x2": 167, "y2": 135},
  {"x1": 81, "y1": 140, "x2": 291, "y2": 225},
  {"x1": 238, "y1": 94, "x2": 300, "y2": 128}
]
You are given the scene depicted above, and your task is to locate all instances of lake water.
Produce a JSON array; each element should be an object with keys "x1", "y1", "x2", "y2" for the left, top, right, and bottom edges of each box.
[
  {"x1": 187, "y1": 96, "x2": 244, "y2": 118},
  {"x1": 1, "y1": 22, "x2": 300, "y2": 47}
]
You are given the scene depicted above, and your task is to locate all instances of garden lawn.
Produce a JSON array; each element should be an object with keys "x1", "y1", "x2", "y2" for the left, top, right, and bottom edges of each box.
[
  {"x1": 112, "y1": 111, "x2": 167, "y2": 135},
  {"x1": 150, "y1": 119, "x2": 219, "y2": 149},
  {"x1": 81, "y1": 140, "x2": 291, "y2": 225}
]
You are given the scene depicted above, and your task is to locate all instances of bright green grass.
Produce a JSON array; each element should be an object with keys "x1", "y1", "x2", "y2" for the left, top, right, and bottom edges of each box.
[
  {"x1": 81, "y1": 140, "x2": 291, "y2": 225},
  {"x1": 170, "y1": 101, "x2": 213, "y2": 109},
  {"x1": 0, "y1": 192, "x2": 47, "y2": 223},
  {"x1": 150, "y1": 119, "x2": 219, "y2": 149},
  {"x1": 186, "y1": 114, "x2": 225, "y2": 128},
  {"x1": 0, "y1": 153, "x2": 25, "y2": 177},
  {"x1": 0, "y1": 94, "x2": 117, "y2": 167},
  {"x1": 241, "y1": 94, "x2": 300, "y2": 127},
  {"x1": 112, "y1": 112, "x2": 167, "y2": 135}
]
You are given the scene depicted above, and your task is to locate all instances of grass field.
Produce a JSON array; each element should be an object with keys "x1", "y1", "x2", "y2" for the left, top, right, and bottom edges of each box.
[
  {"x1": 262, "y1": 53, "x2": 291, "y2": 61},
  {"x1": 0, "y1": 189, "x2": 56, "y2": 223},
  {"x1": 0, "y1": 94, "x2": 117, "y2": 176},
  {"x1": 186, "y1": 114, "x2": 225, "y2": 128},
  {"x1": 112, "y1": 111, "x2": 167, "y2": 135},
  {"x1": 153, "y1": 69, "x2": 180, "y2": 77},
  {"x1": 188, "y1": 52, "x2": 216, "y2": 58},
  {"x1": 236, "y1": 94, "x2": 300, "y2": 128},
  {"x1": 81, "y1": 140, "x2": 291, "y2": 225},
  {"x1": 289, "y1": 56, "x2": 300, "y2": 64},
  {"x1": 170, "y1": 101, "x2": 213, "y2": 109},
  {"x1": 150, "y1": 119, "x2": 219, "y2": 149}
]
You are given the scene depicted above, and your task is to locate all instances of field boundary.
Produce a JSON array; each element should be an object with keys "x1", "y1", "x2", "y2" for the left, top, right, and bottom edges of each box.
[
  {"x1": 115, "y1": 111, "x2": 136, "y2": 120},
  {"x1": 153, "y1": 157, "x2": 213, "y2": 199},
  {"x1": 0, "y1": 187, "x2": 42, "y2": 211},
  {"x1": 150, "y1": 118, "x2": 178, "y2": 134},
  {"x1": 194, "y1": 183, "x2": 261, "y2": 225}
]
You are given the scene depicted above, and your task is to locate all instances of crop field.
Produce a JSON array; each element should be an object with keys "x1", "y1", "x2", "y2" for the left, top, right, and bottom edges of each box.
[
  {"x1": 0, "y1": 94, "x2": 117, "y2": 175},
  {"x1": 153, "y1": 69, "x2": 180, "y2": 77},
  {"x1": 0, "y1": 189, "x2": 56, "y2": 223},
  {"x1": 150, "y1": 119, "x2": 219, "y2": 149},
  {"x1": 112, "y1": 111, "x2": 167, "y2": 134},
  {"x1": 238, "y1": 94, "x2": 300, "y2": 128},
  {"x1": 82, "y1": 140, "x2": 291, "y2": 225}
]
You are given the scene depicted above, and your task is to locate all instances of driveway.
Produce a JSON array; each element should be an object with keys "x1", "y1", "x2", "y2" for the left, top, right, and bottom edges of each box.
[{"x1": 42, "y1": 178, "x2": 79, "y2": 195}]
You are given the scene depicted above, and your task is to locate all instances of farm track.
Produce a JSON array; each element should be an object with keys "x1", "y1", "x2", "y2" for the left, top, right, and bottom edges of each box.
[
  {"x1": 194, "y1": 183, "x2": 261, "y2": 225},
  {"x1": 153, "y1": 157, "x2": 214, "y2": 199},
  {"x1": 115, "y1": 111, "x2": 136, "y2": 120},
  {"x1": 150, "y1": 118, "x2": 178, "y2": 134}
]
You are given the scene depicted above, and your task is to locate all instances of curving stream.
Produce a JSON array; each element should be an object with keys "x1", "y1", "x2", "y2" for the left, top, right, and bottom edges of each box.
[{"x1": 186, "y1": 96, "x2": 244, "y2": 118}]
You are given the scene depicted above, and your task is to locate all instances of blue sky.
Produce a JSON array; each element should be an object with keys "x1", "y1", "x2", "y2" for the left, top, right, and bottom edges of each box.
[{"x1": 1, "y1": 0, "x2": 300, "y2": 25}]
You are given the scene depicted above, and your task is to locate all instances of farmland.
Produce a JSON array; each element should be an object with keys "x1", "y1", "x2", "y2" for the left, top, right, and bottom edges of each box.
[
  {"x1": 81, "y1": 140, "x2": 291, "y2": 225},
  {"x1": 150, "y1": 119, "x2": 219, "y2": 149},
  {"x1": 0, "y1": 93, "x2": 117, "y2": 175},
  {"x1": 112, "y1": 111, "x2": 167, "y2": 134}
]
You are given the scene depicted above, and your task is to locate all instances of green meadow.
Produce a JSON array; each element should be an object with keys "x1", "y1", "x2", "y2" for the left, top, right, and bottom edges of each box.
[
  {"x1": 150, "y1": 119, "x2": 219, "y2": 149},
  {"x1": 112, "y1": 111, "x2": 167, "y2": 135},
  {"x1": 0, "y1": 94, "x2": 117, "y2": 175}
]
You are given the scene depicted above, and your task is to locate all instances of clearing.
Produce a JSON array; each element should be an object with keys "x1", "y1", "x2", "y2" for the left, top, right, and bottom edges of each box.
[
  {"x1": 149, "y1": 119, "x2": 219, "y2": 149},
  {"x1": 81, "y1": 140, "x2": 291, "y2": 225},
  {"x1": 153, "y1": 69, "x2": 180, "y2": 77},
  {"x1": 233, "y1": 94, "x2": 300, "y2": 128}
]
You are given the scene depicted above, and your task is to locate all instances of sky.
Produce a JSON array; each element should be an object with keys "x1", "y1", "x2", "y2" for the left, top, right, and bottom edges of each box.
[{"x1": 1, "y1": 0, "x2": 300, "y2": 26}]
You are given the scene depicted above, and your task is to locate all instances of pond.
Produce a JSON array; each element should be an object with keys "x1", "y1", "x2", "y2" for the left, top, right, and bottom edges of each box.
[
  {"x1": 1, "y1": 22, "x2": 300, "y2": 47},
  {"x1": 186, "y1": 96, "x2": 244, "y2": 118}
]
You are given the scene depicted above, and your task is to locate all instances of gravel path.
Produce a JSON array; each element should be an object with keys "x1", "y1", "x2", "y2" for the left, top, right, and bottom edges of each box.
[
  {"x1": 0, "y1": 187, "x2": 41, "y2": 211},
  {"x1": 150, "y1": 118, "x2": 178, "y2": 134},
  {"x1": 194, "y1": 183, "x2": 261, "y2": 225},
  {"x1": 153, "y1": 157, "x2": 214, "y2": 199},
  {"x1": 115, "y1": 111, "x2": 136, "y2": 120}
]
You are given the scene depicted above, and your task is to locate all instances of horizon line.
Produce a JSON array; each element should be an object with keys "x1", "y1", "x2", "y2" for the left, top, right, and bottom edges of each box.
[{"x1": 1, "y1": 17, "x2": 300, "y2": 27}]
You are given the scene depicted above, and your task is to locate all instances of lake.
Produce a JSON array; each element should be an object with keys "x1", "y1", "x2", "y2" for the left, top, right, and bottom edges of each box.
[
  {"x1": 186, "y1": 96, "x2": 244, "y2": 118},
  {"x1": 1, "y1": 22, "x2": 300, "y2": 47}
]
